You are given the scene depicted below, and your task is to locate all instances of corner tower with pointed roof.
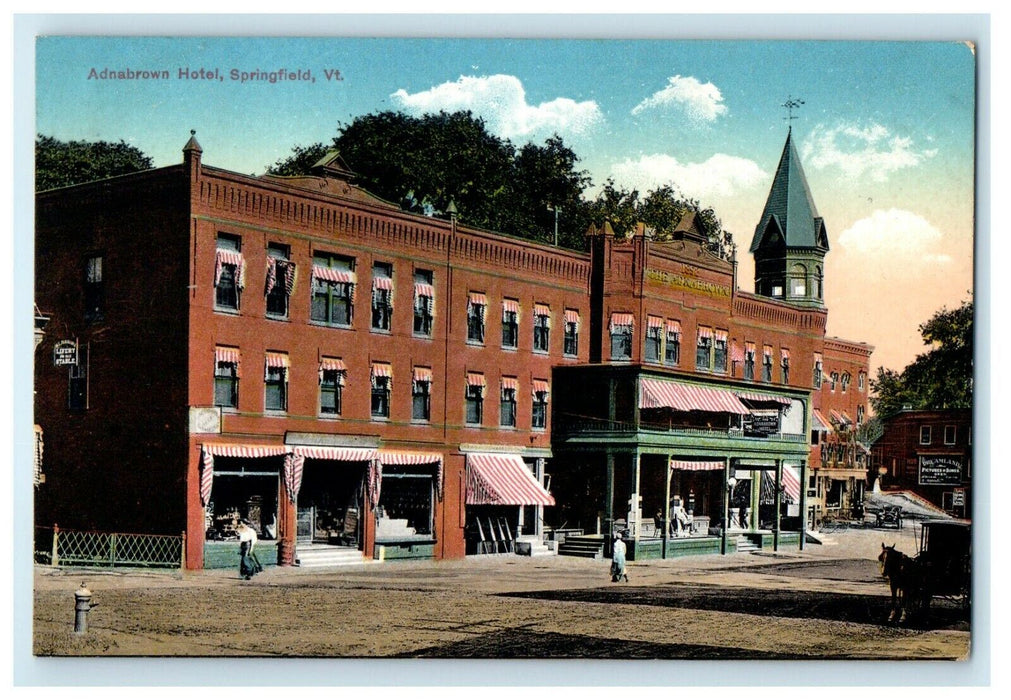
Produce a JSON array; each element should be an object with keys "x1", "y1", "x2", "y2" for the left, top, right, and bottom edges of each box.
[{"x1": 749, "y1": 129, "x2": 829, "y2": 308}]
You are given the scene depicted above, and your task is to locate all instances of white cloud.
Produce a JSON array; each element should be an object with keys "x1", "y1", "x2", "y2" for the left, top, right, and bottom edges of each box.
[
  {"x1": 838, "y1": 209, "x2": 950, "y2": 265},
  {"x1": 801, "y1": 122, "x2": 937, "y2": 182},
  {"x1": 390, "y1": 74, "x2": 602, "y2": 141},
  {"x1": 631, "y1": 75, "x2": 727, "y2": 122},
  {"x1": 609, "y1": 153, "x2": 766, "y2": 201}
]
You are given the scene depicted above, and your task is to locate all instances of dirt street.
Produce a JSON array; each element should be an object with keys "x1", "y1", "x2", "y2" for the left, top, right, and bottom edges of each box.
[{"x1": 33, "y1": 524, "x2": 970, "y2": 660}]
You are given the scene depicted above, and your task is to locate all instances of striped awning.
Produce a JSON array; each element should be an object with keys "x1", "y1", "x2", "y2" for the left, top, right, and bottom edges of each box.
[
  {"x1": 841, "y1": 410, "x2": 854, "y2": 424},
  {"x1": 609, "y1": 312, "x2": 634, "y2": 332},
  {"x1": 781, "y1": 348, "x2": 791, "y2": 360},
  {"x1": 829, "y1": 409, "x2": 849, "y2": 425},
  {"x1": 215, "y1": 347, "x2": 239, "y2": 365},
  {"x1": 465, "y1": 453, "x2": 555, "y2": 506},
  {"x1": 665, "y1": 320, "x2": 681, "y2": 336},
  {"x1": 736, "y1": 391, "x2": 792, "y2": 406},
  {"x1": 468, "y1": 292, "x2": 487, "y2": 307},
  {"x1": 214, "y1": 250, "x2": 246, "y2": 289},
  {"x1": 532, "y1": 379, "x2": 550, "y2": 396},
  {"x1": 414, "y1": 282, "x2": 434, "y2": 298},
  {"x1": 372, "y1": 362, "x2": 392, "y2": 379},
  {"x1": 467, "y1": 372, "x2": 486, "y2": 387},
  {"x1": 291, "y1": 446, "x2": 377, "y2": 461},
  {"x1": 746, "y1": 341, "x2": 756, "y2": 353},
  {"x1": 501, "y1": 376, "x2": 519, "y2": 392},
  {"x1": 265, "y1": 352, "x2": 289, "y2": 368},
  {"x1": 534, "y1": 303, "x2": 550, "y2": 317},
  {"x1": 647, "y1": 316, "x2": 663, "y2": 329},
  {"x1": 413, "y1": 367, "x2": 433, "y2": 383},
  {"x1": 200, "y1": 443, "x2": 289, "y2": 507},
  {"x1": 373, "y1": 276, "x2": 393, "y2": 291},
  {"x1": 312, "y1": 265, "x2": 356, "y2": 285},
  {"x1": 640, "y1": 378, "x2": 750, "y2": 415},
  {"x1": 503, "y1": 299, "x2": 520, "y2": 314},
  {"x1": 379, "y1": 450, "x2": 442, "y2": 466},
  {"x1": 697, "y1": 326, "x2": 713, "y2": 339},
  {"x1": 564, "y1": 309, "x2": 580, "y2": 325},
  {"x1": 714, "y1": 329, "x2": 728, "y2": 343},
  {"x1": 782, "y1": 465, "x2": 802, "y2": 503},
  {"x1": 320, "y1": 357, "x2": 346, "y2": 372},
  {"x1": 670, "y1": 460, "x2": 724, "y2": 471},
  {"x1": 763, "y1": 345, "x2": 773, "y2": 356},
  {"x1": 812, "y1": 408, "x2": 832, "y2": 431}
]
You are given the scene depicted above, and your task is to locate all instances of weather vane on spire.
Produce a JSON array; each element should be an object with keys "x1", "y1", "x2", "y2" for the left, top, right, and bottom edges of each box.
[{"x1": 782, "y1": 96, "x2": 805, "y2": 130}]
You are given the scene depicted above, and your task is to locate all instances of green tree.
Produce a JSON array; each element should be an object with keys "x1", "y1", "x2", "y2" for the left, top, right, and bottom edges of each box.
[
  {"x1": 870, "y1": 299, "x2": 973, "y2": 414},
  {"x1": 35, "y1": 135, "x2": 153, "y2": 191}
]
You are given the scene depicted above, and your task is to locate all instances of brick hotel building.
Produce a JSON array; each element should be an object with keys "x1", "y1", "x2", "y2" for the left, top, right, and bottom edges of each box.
[{"x1": 34, "y1": 130, "x2": 871, "y2": 569}]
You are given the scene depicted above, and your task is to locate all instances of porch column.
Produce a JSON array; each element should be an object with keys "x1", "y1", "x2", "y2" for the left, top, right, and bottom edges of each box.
[
  {"x1": 535, "y1": 457, "x2": 545, "y2": 538},
  {"x1": 605, "y1": 451, "x2": 615, "y2": 536},
  {"x1": 663, "y1": 454, "x2": 672, "y2": 559},
  {"x1": 721, "y1": 457, "x2": 731, "y2": 555},
  {"x1": 799, "y1": 460, "x2": 807, "y2": 551},
  {"x1": 277, "y1": 481, "x2": 296, "y2": 566},
  {"x1": 632, "y1": 450, "x2": 642, "y2": 541},
  {"x1": 773, "y1": 459, "x2": 782, "y2": 552}
]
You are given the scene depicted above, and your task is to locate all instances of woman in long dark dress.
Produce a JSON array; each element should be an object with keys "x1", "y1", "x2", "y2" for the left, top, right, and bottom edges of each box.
[{"x1": 236, "y1": 521, "x2": 262, "y2": 580}]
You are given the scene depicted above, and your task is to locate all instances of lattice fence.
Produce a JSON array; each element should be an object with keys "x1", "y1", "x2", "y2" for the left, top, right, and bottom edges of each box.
[{"x1": 35, "y1": 527, "x2": 184, "y2": 569}]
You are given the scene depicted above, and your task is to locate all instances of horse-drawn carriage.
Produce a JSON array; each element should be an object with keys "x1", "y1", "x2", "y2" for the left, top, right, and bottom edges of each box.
[{"x1": 878, "y1": 520, "x2": 971, "y2": 623}]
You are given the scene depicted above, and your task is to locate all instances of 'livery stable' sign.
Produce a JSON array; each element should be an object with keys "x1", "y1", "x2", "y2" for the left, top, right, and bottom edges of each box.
[
  {"x1": 52, "y1": 339, "x2": 78, "y2": 367},
  {"x1": 918, "y1": 455, "x2": 965, "y2": 486}
]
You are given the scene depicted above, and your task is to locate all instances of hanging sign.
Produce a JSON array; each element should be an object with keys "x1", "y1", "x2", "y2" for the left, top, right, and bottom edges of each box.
[
  {"x1": 53, "y1": 339, "x2": 79, "y2": 367},
  {"x1": 743, "y1": 412, "x2": 779, "y2": 437},
  {"x1": 918, "y1": 455, "x2": 963, "y2": 485}
]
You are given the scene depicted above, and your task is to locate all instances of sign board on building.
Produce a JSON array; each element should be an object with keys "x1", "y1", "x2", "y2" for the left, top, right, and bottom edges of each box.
[
  {"x1": 952, "y1": 488, "x2": 966, "y2": 507},
  {"x1": 53, "y1": 339, "x2": 78, "y2": 367},
  {"x1": 189, "y1": 406, "x2": 221, "y2": 434},
  {"x1": 918, "y1": 455, "x2": 963, "y2": 486},
  {"x1": 743, "y1": 412, "x2": 780, "y2": 437}
]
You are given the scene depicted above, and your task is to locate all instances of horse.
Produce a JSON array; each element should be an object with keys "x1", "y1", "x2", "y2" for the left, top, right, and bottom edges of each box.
[{"x1": 878, "y1": 543, "x2": 928, "y2": 624}]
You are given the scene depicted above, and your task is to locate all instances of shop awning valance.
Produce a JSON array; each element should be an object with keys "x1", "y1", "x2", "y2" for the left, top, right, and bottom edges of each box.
[
  {"x1": 736, "y1": 391, "x2": 792, "y2": 406},
  {"x1": 465, "y1": 453, "x2": 554, "y2": 506},
  {"x1": 670, "y1": 460, "x2": 724, "y2": 471},
  {"x1": 377, "y1": 450, "x2": 444, "y2": 501},
  {"x1": 200, "y1": 443, "x2": 290, "y2": 507},
  {"x1": 640, "y1": 378, "x2": 750, "y2": 415},
  {"x1": 292, "y1": 446, "x2": 377, "y2": 461},
  {"x1": 312, "y1": 265, "x2": 356, "y2": 285},
  {"x1": 532, "y1": 379, "x2": 550, "y2": 397},
  {"x1": 564, "y1": 309, "x2": 580, "y2": 326},
  {"x1": 812, "y1": 408, "x2": 832, "y2": 432},
  {"x1": 609, "y1": 313, "x2": 634, "y2": 332}
]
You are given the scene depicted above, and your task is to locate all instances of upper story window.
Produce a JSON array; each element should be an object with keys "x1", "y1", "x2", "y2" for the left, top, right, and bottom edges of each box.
[
  {"x1": 857, "y1": 404, "x2": 866, "y2": 425},
  {"x1": 841, "y1": 372, "x2": 851, "y2": 393},
  {"x1": 780, "y1": 349, "x2": 790, "y2": 384},
  {"x1": 502, "y1": 299, "x2": 519, "y2": 349},
  {"x1": 763, "y1": 345, "x2": 774, "y2": 382},
  {"x1": 265, "y1": 243, "x2": 294, "y2": 319},
  {"x1": 319, "y1": 357, "x2": 346, "y2": 416},
  {"x1": 311, "y1": 253, "x2": 355, "y2": 326},
  {"x1": 371, "y1": 262, "x2": 394, "y2": 332},
  {"x1": 214, "y1": 346, "x2": 240, "y2": 408},
  {"x1": 830, "y1": 372, "x2": 839, "y2": 392},
  {"x1": 714, "y1": 330, "x2": 728, "y2": 373},
  {"x1": 696, "y1": 327, "x2": 713, "y2": 371},
  {"x1": 644, "y1": 317, "x2": 663, "y2": 363},
  {"x1": 467, "y1": 292, "x2": 487, "y2": 344},
  {"x1": 84, "y1": 255, "x2": 104, "y2": 322},
  {"x1": 413, "y1": 270, "x2": 434, "y2": 337},
  {"x1": 790, "y1": 263, "x2": 807, "y2": 297},
  {"x1": 412, "y1": 367, "x2": 432, "y2": 421},
  {"x1": 664, "y1": 320, "x2": 681, "y2": 366},
  {"x1": 264, "y1": 352, "x2": 289, "y2": 412},
  {"x1": 500, "y1": 376, "x2": 518, "y2": 427},
  {"x1": 813, "y1": 353, "x2": 824, "y2": 388},
  {"x1": 465, "y1": 372, "x2": 485, "y2": 425},
  {"x1": 920, "y1": 425, "x2": 932, "y2": 445},
  {"x1": 563, "y1": 310, "x2": 580, "y2": 357},
  {"x1": 744, "y1": 342, "x2": 756, "y2": 380},
  {"x1": 944, "y1": 425, "x2": 957, "y2": 445},
  {"x1": 609, "y1": 313, "x2": 634, "y2": 361},
  {"x1": 533, "y1": 304, "x2": 551, "y2": 353},
  {"x1": 532, "y1": 379, "x2": 550, "y2": 430},
  {"x1": 214, "y1": 234, "x2": 244, "y2": 311},
  {"x1": 858, "y1": 371, "x2": 866, "y2": 392},
  {"x1": 371, "y1": 363, "x2": 392, "y2": 419}
]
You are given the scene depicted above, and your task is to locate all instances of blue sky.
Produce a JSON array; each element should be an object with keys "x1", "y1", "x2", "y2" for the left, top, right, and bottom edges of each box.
[{"x1": 34, "y1": 35, "x2": 977, "y2": 374}]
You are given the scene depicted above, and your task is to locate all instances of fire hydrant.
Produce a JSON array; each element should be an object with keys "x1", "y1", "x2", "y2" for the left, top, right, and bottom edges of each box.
[{"x1": 74, "y1": 583, "x2": 97, "y2": 634}]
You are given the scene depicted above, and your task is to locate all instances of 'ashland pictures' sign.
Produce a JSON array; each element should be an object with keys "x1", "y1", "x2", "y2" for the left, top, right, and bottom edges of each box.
[{"x1": 918, "y1": 455, "x2": 964, "y2": 486}]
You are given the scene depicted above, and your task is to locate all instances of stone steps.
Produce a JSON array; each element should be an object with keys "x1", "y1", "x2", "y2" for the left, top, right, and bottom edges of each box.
[
  {"x1": 294, "y1": 544, "x2": 365, "y2": 568},
  {"x1": 558, "y1": 535, "x2": 606, "y2": 559}
]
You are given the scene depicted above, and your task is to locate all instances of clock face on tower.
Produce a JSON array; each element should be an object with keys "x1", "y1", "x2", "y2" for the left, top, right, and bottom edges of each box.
[{"x1": 190, "y1": 407, "x2": 221, "y2": 434}]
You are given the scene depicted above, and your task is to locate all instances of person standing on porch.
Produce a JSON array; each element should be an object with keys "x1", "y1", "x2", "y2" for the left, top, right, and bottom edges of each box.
[{"x1": 738, "y1": 505, "x2": 748, "y2": 530}]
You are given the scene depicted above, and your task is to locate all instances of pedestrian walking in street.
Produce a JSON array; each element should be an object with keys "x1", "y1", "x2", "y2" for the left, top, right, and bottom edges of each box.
[
  {"x1": 236, "y1": 521, "x2": 262, "y2": 580},
  {"x1": 610, "y1": 533, "x2": 629, "y2": 583}
]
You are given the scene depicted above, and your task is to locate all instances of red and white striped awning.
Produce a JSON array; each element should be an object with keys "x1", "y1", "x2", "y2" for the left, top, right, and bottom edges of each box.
[
  {"x1": 564, "y1": 309, "x2": 580, "y2": 325},
  {"x1": 414, "y1": 282, "x2": 435, "y2": 298},
  {"x1": 291, "y1": 446, "x2": 377, "y2": 462},
  {"x1": 413, "y1": 366, "x2": 433, "y2": 383},
  {"x1": 714, "y1": 329, "x2": 728, "y2": 343},
  {"x1": 265, "y1": 352, "x2": 289, "y2": 368},
  {"x1": 372, "y1": 362, "x2": 392, "y2": 379},
  {"x1": 640, "y1": 378, "x2": 750, "y2": 415},
  {"x1": 532, "y1": 379, "x2": 550, "y2": 396},
  {"x1": 829, "y1": 409, "x2": 849, "y2": 425},
  {"x1": 312, "y1": 265, "x2": 356, "y2": 285},
  {"x1": 841, "y1": 410, "x2": 854, "y2": 424},
  {"x1": 379, "y1": 450, "x2": 442, "y2": 466},
  {"x1": 746, "y1": 341, "x2": 757, "y2": 353},
  {"x1": 697, "y1": 326, "x2": 713, "y2": 339},
  {"x1": 781, "y1": 348, "x2": 791, "y2": 360},
  {"x1": 319, "y1": 357, "x2": 346, "y2": 372},
  {"x1": 465, "y1": 453, "x2": 554, "y2": 506},
  {"x1": 468, "y1": 292, "x2": 487, "y2": 307},
  {"x1": 670, "y1": 460, "x2": 724, "y2": 471},
  {"x1": 216, "y1": 250, "x2": 243, "y2": 268},
  {"x1": 736, "y1": 391, "x2": 792, "y2": 406},
  {"x1": 466, "y1": 372, "x2": 486, "y2": 387},
  {"x1": 215, "y1": 347, "x2": 240, "y2": 365},
  {"x1": 647, "y1": 316, "x2": 663, "y2": 329},
  {"x1": 502, "y1": 299, "x2": 520, "y2": 314},
  {"x1": 812, "y1": 408, "x2": 832, "y2": 431},
  {"x1": 373, "y1": 276, "x2": 393, "y2": 291},
  {"x1": 501, "y1": 376, "x2": 519, "y2": 392},
  {"x1": 782, "y1": 465, "x2": 802, "y2": 503},
  {"x1": 609, "y1": 312, "x2": 634, "y2": 332},
  {"x1": 534, "y1": 303, "x2": 550, "y2": 317},
  {"x1": 202, "y1": 444, "x2": 289, "y2": 458},
  {"x1": 763, "y1": 345, "x2": 773, "y2": 356}
]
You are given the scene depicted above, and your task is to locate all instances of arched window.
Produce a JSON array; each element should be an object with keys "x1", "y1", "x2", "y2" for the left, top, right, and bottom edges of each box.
[
  {"x1": 790, "y1": 263, "x2": 807, "y2": 297},
  {"x1": 815, "y1": 265, "x2": 823, "y2": 299}
]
